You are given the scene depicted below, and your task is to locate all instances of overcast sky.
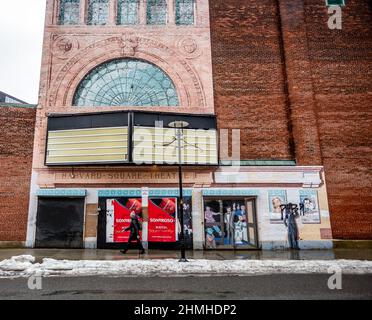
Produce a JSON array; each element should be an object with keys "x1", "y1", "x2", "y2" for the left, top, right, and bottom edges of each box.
[{"x1": 0, "y1": 0, "x2": 46, "y2": 104}]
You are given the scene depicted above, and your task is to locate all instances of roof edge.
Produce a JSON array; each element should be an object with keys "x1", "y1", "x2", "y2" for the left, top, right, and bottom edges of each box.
[{"x1": 0, "y1": 103, "x2": 37, "y2": 109}]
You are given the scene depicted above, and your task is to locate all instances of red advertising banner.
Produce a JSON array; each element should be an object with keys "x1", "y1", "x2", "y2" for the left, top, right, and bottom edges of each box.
[
  {"x1": 106, "y1": 197, "x2": 177, "y2": 243},
  {"x1": 148, "y1": 198, "x2": 177, "y2": 243},
  {"x1": 106, "y1": 199, "x2": 142, "y2": 243}
]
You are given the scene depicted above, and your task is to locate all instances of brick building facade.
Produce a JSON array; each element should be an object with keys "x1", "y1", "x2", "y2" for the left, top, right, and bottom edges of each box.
[
  {"x1": 303, "y1": 0, "x2": 372, "y2": 239},
  {"x1": 0, "y1": 104, "x2": 36, "y2": 245},
  {"x1": 210, "y1": 0, "x2": 372, "y2": 240},
  {"x1": 0, "y1": 0, "x2": 370, "y2": 248}
]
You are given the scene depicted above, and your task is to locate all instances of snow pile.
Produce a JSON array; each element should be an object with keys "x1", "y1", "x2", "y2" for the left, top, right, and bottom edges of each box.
[
  {"x1": 0, "y1": 255, "x2": 372, "y2": 278},
  {"x1": 0, "y1": 255, "x2": 35, "y2": 272}
]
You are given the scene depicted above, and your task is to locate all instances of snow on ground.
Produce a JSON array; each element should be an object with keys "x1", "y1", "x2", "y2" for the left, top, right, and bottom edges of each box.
[{"x1": 0, "y1": 255, "x2": 372, "y2": 278}]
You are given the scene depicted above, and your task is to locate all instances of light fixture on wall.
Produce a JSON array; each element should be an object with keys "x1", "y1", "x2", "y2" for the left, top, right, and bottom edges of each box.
[{"x1": 70, "y1": 167, "x2": 75, "y2": 179}]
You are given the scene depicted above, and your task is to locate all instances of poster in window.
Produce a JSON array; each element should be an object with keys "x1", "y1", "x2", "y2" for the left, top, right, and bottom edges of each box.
[
  {"x1": 299, "y1": 190, "x2": 321, "y2": 224},
  {"x1": 106, "y1": 198, "x2": 143, "y2": 243},
  {"x1": 106, "y1": 197, "x2": 193, "y2": 244},
  {"x1": 268, "y1": 190, "x2": 287, "y2": 224},
  {"x1": 148, "y1": 198, "x2": 177, "y2": 242}
]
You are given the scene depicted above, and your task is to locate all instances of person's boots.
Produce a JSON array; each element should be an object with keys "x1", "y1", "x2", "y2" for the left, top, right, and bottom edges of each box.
[
  {"x1": 120, "y1": 249, "x2": 128, "y2": 254},
  {"x1": 140, "y1": 249, "x2": 145, "y2": 254}
]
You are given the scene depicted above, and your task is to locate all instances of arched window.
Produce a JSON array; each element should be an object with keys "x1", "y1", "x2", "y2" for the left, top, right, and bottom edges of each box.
[{"x1": 73, "y1": 59, "x2": 179, "y2": 107}]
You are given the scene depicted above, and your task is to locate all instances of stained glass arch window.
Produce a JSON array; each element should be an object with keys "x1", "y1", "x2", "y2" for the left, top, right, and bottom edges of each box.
[{"x1": 73, "y1": 59, "x2": 180, "y2": 107}]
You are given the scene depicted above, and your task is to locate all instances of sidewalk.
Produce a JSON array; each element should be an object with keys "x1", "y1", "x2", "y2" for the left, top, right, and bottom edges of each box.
[{"x1": 1, "y1": 248, "x2": 372, "y2": 262}]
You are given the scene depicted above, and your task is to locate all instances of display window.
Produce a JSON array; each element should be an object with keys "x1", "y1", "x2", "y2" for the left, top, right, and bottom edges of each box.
[
  {"x1": 203, "y1": 197, "x2": 258, "y2": 249},
  {"x1": 98, "y1": 195, "x2": 193, "y2": 249}
]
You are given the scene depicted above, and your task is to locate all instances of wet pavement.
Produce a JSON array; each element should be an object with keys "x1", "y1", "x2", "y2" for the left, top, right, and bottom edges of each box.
[
  {"x1": 0, "y1": 248, "x2": 372, "y2": 262},
  {"x1": 1, "y1": 274, "x2": 372, "y2": 300}
]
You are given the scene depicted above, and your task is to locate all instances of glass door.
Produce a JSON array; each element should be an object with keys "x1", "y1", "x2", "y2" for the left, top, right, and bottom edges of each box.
[{"x1": 246, "y1": 198, "x2": 258, "y2": 247}]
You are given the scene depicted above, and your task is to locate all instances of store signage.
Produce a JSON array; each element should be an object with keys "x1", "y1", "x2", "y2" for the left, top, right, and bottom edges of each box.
[
  {"x1": 133, "y1": 126, "x2": 218, "y2": 165},
  {"x1": 46, "y1": 127, "x2": 129, "y2": 165}
]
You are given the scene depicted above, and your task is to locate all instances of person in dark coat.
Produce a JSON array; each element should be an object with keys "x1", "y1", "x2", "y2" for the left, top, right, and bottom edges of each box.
[
  {"x1": 283, "y1": 203, "x2": 300, "y2": 250},
  {"x1": 120, "y1": 212, "x2": 145, "y2": 254}
]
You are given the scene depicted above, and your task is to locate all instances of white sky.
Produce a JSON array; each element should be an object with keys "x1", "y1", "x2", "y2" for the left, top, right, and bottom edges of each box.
[{"x1": 0, "y1": 0, "x2": 46, "y2": 104}]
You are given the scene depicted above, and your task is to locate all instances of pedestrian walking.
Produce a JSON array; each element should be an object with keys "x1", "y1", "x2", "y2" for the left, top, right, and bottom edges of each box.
[{"x1": 120, "y1": 211, "x2": 145, "y2": 255}]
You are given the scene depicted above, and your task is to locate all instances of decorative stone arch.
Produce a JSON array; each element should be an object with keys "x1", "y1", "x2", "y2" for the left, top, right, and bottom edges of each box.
[{"x1": 49, "y1": 35, "x2": 206, "y2": 109}]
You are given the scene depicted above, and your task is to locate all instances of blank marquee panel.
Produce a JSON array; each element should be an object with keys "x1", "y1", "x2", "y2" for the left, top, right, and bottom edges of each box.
[
  {"x1": 46, "y1": 127, "x2": 129, "y2": 165},
  {"x1": 133, "y1": 126, "x2": 218, "y2": 165}
]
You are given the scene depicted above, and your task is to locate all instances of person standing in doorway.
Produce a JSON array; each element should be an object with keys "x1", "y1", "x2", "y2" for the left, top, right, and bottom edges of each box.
[{"x1": 121, "y1": 211, "x2": 145, "y2": 255}]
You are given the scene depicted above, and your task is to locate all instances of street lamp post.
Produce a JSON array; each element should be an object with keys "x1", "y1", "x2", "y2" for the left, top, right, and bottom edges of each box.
[{"x1": 168, "y1": 120, "x2": 189, "y2": 262}]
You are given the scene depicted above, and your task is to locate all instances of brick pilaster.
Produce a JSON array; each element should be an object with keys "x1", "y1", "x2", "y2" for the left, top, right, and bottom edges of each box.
[{"x1": 278, "y1": 0, "x2": 322, "y2": 165}]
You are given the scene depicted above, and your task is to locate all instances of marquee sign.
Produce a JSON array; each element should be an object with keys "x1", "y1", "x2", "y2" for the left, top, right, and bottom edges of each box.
[
  {"x1": 132, "y1": 126, "x2": 218, "y2": 165},
  {"x1": 46, "y1": 127, "x2": 129, "y2": 165},
  {"x1": 45, "y1": 111, "x2": 218, "y2": 166}
]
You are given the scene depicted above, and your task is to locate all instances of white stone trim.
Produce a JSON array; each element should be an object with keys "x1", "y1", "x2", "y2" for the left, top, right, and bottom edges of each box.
[
  {"x1": 26, "y1": 171, "x2": 39, "y2": 248},
  {"x1": 84, "y1": 237, "x2": 97, "y2": 249}
]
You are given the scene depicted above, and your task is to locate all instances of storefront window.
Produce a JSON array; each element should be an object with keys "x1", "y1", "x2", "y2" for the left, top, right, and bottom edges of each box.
[
  {"x1": 147, "y1": 0, "x2": 167, "y2": 25},
  {"x1": 204, "y1": 198, "x2": 257, "y2": 249},
  {"x1": 87, "y1": 0, "x2": 109, "y2": 25},
  {"x1": 59, "y1": 0, "x2": 80, "y2": 25},
  {"x1": 118, "y1": 0, "x2": 139, "y2": 25},
  {"x1": 175, "y1": 0, "x2": 195, "y2": 26},
  {"x1": 100, "y1": 196, "x2": 192, "y2": 249}
]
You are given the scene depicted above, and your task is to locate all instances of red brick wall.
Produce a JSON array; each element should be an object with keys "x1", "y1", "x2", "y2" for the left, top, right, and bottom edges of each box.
[
  {"x1": 210, "y1": 0, "x2": 294, "y2": 161},
  {"x1": 0, "y1": 106, "x2": 36, "y2": 242},
  {"x1": 211, "y1": 0, "x2": 371, "y2": 239},
  {"x1": 303, "y1": 0, "x2": 372, "y2": 239}
]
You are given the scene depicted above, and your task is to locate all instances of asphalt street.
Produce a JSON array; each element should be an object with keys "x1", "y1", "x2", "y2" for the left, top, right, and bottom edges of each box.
[{"x1": 0, "y1": 274, "x2": 371, "y2": 300}]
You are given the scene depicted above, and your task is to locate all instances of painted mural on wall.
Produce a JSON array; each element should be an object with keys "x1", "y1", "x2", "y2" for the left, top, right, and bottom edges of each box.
[
  {"x1": 268, "y1": 190, "x2": 287, "y2": 223},
  {"x1": 299, "y1": 190, "x2": 321, "y2": 224},
  {"x1": 282, "y1": 203, "x2": 300, "y2": 250},
  {"x1": 204, "y1": 199, "x2": 249, "y2": 248}
]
